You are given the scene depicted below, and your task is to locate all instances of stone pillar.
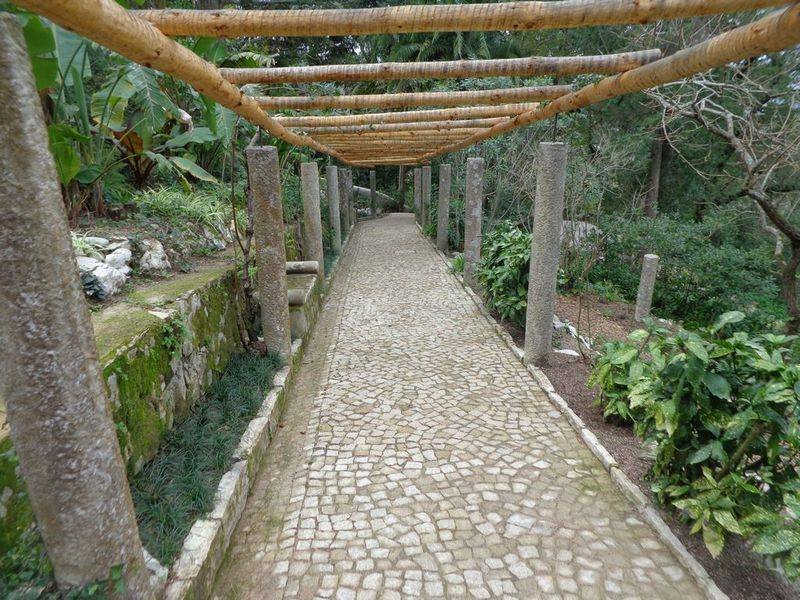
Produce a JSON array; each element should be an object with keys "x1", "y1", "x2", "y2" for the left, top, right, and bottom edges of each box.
[
  {"x1": 345, "y1": 168, "x2": 356, "y2": 228},
  {"x1": 463, "y1": 157, "x2": 485, "y2": 291},
  {"x1": 0, "y1": 16, "x2": 152, "y2": 597},
  {"x1": 337, "y1": 167, "x2": 350, "y2": 237},
  {"x1": 635, "y1": 254, "x2": 660, "y2": 321},
  {"x1": 421, "y1": 165, "x2": 432, "y2": 230},
  {"x1": 524, "y1": 142, "x2": 568, "y2": 366},
  {"x1": 413, "y1": 167, "x2": 422, "y2": 221},
  {"x1": 246, "y1": 146, "x2": 292, "y2": 363},
  {"x1": 301, "y1": 162, "x2": 324, "y2": 268},
  {"x1": 369, "y1": 169, "x2": 377, "y2": 218},
  {"x1": 326, "y1": 165, "x2": 342, "y2": 254},
  {"x1": 437, "y1": 164, "x2": 452, "y2": 252}
]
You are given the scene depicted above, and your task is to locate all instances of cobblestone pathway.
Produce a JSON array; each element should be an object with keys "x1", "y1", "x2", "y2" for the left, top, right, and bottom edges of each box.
[{"x1": 212, "y1": 214, "x2": 704, "y2": 599}]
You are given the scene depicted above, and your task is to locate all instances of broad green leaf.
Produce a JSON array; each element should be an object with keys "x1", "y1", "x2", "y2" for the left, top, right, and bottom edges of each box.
[
  {"x1": 48, "y1": 140, "x2": 81, "y2": 186},
  {"x1": 168, "y1": 156, "x2": 217, "y2": 183},
  {"x1": 703, "y1": 372, "x2": 731, "y2": 399},
  {"x1": 702, "y1": 524, "x2": 725, "y2": 557},
  {"x1": 164, "y1": 127, "x2": 217, "y2": 149},
  {"x1": 22, "y1": 15, "x2": 55, "y2": 56},
  {"x1": 54, "y1": 26, "x2": 91, "y2": 84},
  {"x1": 610, "y1": 346, "x2": 638, "y2": 365},
  {"x1": 74, "y1": 165, "x2": 102, "y2": 185},
  {"x1": 688, "y1": 444, "x2": 713, "y2": 464},
  {"x1": 684, "y1": 338, "x2": 709, "y2": 363},
  {"x1": 713, "y1": 510, "x2": 742, "y2": 535},
  {"x1": 712, "y1": 311, "x2": 745, "y2": 333},
  {"x1": 753, "y1": 529, "x2": 800, "y2": 555},
  {"x1": 127, "y1": 64, "x2": 177, "y2": 132}
]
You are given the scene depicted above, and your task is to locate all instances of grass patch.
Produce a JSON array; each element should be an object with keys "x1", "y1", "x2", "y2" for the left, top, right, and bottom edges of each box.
[{"x1": 130, "y1": 351, "x2": 280, "y2": 565}]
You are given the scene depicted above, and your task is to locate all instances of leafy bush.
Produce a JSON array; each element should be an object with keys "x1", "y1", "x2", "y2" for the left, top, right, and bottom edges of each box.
[
  {"x1": 591, "y1": 313, "x2": 800, "y2": 574},
  {"x1": 474, "y1": 221, "x2": 532, "y2": 326},
  {"x1": 588, "y1": 216, "x2": 784, "y2": 331}
]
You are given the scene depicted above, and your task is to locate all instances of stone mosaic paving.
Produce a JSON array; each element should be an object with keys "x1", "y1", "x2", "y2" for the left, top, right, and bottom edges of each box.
[{"x1": 212, "y1": 213, "x2": 704, "y2": 599}]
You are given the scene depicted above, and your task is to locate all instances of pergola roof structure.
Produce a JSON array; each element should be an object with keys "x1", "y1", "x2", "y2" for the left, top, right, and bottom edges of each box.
[{"x1": 13, "y1": 0, "x2": 800, "y2": 169}]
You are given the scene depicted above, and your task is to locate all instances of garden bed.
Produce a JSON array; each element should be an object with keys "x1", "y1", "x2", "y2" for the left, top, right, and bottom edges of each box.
[{"x1": 498, "y1": 292, "x2": 797, "y2": 600}]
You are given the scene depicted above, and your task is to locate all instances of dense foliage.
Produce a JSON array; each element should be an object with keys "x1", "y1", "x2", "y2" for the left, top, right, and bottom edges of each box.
[
  {"x1": 591, "y1": 314, "x2": 800, "y2": 575},
  {"x1": 586, "y1": 216, "x2": 785, "y2": 331}
]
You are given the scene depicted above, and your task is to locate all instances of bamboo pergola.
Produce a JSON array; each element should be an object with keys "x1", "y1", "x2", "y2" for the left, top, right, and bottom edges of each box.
[{"x1": 11, "y1": 0, "x2": 800, "y2": 168}]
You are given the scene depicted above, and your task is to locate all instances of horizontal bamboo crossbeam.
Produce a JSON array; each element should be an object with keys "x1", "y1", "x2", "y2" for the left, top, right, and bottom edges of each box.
[
  {"x1": 222, "y1": 51, "x2": 660, "y2": 84},
  {"x1": 276, "y1": 104, "x2": 539, "y2": 128},
  {"x1": 312, "y1": 131, "x2": 478, "y2": 140},
  {"x1": 294, "y1": 119, "x2": 510, "y2": 135},
  {"x1": 255, "y1": 86, "x2": 572, "y2": 110},
  {"x1": 135, "y1": 1, "x2": 789, "y2": 38},
  {"x1": 13, "y1": 0, "x2": 348, "y2": 163},
  {"x1": 423, "y1": 4, "x2": 800, "y2": 160}
]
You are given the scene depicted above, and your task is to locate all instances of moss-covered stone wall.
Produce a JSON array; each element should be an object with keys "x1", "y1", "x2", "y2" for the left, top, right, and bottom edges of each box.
[{"x1": 0, "y1": 264, "x2": 245, "y2": 555}]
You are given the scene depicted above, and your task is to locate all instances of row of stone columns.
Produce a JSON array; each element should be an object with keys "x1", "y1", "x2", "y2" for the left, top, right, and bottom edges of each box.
[
  {"x1": 1, "y1": 19, "x2": 358, "y2": 587},
  {"x1": 412, "y1": 146, "x2": 574, "y2": 367}
]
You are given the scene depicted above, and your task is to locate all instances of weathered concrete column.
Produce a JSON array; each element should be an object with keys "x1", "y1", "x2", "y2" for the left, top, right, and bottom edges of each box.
[
  {"x1": 346, "y1": 169, "x2": 356, "y2": 228},
  {"x1": 246, "y1": 146, "x2": 292, "y2": 363},
  {"x1": 0, "y1": 16, "x2": 153, "y2": 597},
  {"x1": 437, "y1": 164, "x2": 452, "y2": 252},
  {"x1": 635, "y1": 254, "x2": 660, "y2": 321},
  {"x1": 326, "y1": 165, "x2": 342, "y2": 254},
  {"x1": 463, "y1": 156, "x2": 485, "y2": 291},
  {"x1": 524, "y1": 142, "x2": 568, "y2": 366},
  {"x1": 421, "y1": 165, "x2": 432, "y2": 230},
  {"x1": 413, "y1": 167, "x2": 422, "y2": 220},
  {"x1": 301, "y1": 161, "x2": 325, "y2": 268},
  {"x1": 337, "y1": 167, "x2": 350, "y2": 236},
  {"x1": 369, "y1": 169, "x2": 377, "y2": 218}
]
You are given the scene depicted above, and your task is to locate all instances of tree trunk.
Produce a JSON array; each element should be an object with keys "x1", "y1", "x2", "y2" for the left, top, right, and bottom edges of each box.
[
  {"x1": 397, "y1": 165, "x2": 406, "y2": 212},
  {"x1": 782, "y1": 242, "x2": 800, "y2": 333},
  {"x1": 643, "y1": 135, "x2": 664, "y2": 218},
  {"x1": 0, "y1": 15, "x2": 152, "y2": 596}
]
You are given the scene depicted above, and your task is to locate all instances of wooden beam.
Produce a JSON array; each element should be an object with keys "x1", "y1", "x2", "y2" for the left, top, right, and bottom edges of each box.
[
  {"x1": 276, "y1": 104, "x2": 539, "y2": 128},
  {"x1": 423, "y1": 4, "x2": 800, "y2": 160},
  {"x1": 255, "y1": 86, "x2": 572, "y2": 110},
  {"x1": 221, "y1": 51, "x2": 661, "y2": 84},
  {"x1": 12, "y1": 0, "x2": 349, "y2": 164},
  {"x1": 293, "y1": 119, "x2": 509, "y2": 134},
  {"x1": 135, "y1": 1, "x2": 789, "y2": 38}
]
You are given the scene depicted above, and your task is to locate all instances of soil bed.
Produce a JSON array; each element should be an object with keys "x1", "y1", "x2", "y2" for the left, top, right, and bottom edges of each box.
[{"x1": 497, "y1": 292, "x2": 797, "y2": 600}]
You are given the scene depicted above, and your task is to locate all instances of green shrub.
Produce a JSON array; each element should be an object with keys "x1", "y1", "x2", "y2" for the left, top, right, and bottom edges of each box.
[
  {"x1": 589, "y1": 216, "x2": 785, "y2": 331},
  {"x1": 474, "y1": 221, "x2": 532, "y2": 326},
  {"x1": 591, "y1": 313, "x2": 800, "y2": 574}
]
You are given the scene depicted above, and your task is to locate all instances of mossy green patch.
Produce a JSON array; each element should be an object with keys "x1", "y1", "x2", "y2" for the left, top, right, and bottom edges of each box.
[
  {"x1": 127, "y1": 266, "x2": 231, "y2": 307},
  {"x1": 0, "y1": 439, "x2": 33, "y2": 558},
  {"x1": 92, "y1": 304, "x2": 160, "y2": 364}
]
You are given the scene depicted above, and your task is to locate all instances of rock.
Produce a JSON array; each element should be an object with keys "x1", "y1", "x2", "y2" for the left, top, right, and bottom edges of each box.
[
  {"x1": 554, "y1": 348, "x2": 581, "y2": 357},
  {"x1": 104, "y1": 247, "x2": 132, "y2": 274},
  {"x1": 105, "y1": 237, "x2": 132, "y2": 252},
  {"x1": 202, "y1": 225, "x2": 227, "y2": 251},
  {"x1": 76, "y1": 256, "x2": 127, "y2": 299},
  {"x1": 84, "y1": 236, "x2": 110, "y2": 248},
  {"x1": 76, "y1": 256, "x2": 103, "y2": 273},
  {"x1": 561, "y1": 220, "x2": 602, "y2": 252},
  {"x1": 139, "y1": 238, "x2": 171, "y2": 272},
  {"x1": 91, "y1": 263, "x2": 127, "y2": 297}
]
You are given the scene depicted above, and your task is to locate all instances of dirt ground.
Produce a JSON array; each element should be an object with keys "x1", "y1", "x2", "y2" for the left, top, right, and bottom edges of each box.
[{"x1": 498, "y1": 293, "x2": 798, "y2": 600}]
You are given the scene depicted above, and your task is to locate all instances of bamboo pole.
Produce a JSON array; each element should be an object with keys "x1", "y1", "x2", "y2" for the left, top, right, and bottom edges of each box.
[
  {"x1": 221, "y1": 50, "x2": 661, "y2": 84},
  {"x1": 312, "y1": 131, "x2": 478, "y2": 141},
  {"x1": 255, "y1": 85, "x2": 572, "y2": 110},
  {"x1": 293, "y1": 119, "x2": 509, "y2": 134},
  {"x1": 13, "y1": 0, "x2": 348, "y2": 164},
  {"x1": 423, "y1": 4, "x2": 800, "y2": 161},
  {"x1": 135, "y1": 1, "x2": 789, "y2": 37},
  {"x1": 276, "y1": 104, "x2": 539, "y2": 128}
]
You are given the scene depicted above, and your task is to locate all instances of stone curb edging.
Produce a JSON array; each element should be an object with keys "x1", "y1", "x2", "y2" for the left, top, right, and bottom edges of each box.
[
  {"x1": 160, "y1": 229, "x2": 356, "y2": 599},
  {"x1": 417, "y1": 223, "x2": 727, "y2": 600}
]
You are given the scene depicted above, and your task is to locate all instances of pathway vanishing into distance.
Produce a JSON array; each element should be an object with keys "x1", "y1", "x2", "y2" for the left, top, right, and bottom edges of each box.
[{"x1": 213, "y1": 214, "x2": 703, "y2": 599}]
